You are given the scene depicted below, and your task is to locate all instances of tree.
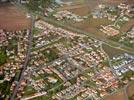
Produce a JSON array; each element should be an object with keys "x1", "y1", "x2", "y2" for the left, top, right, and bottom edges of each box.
[
  {"x1": 0, "y1": 50, "x2": 7, "y2": 66},
  {"x1": 26, "y1": 0, "x2": 54, "y2": 12}
]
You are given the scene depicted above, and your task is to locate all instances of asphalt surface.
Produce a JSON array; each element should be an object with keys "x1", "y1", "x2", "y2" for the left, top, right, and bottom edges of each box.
[{"x1": 10, "y1": 16, "x2": 34, "y2": 100}]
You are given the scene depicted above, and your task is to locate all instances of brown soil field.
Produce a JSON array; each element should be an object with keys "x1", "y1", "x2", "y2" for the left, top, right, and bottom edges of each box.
[
  {"x1": 56, "y1": 3, "x2": 89, "y2": 16},
  {"x1": 127, "y1": 82, "x2": 134, "y2": 97},
  {"x1": 68, "y1": 5, "x2": 89, "y2": 16},
  {"x1": 105, "y1": 90, "x2": 126, "y2": 100},
  {"x1": 105, "y1": 82, "x2": 134, "y2": 100},
  {"x1": 0, "y1": 3, "x2": 31, "y2": 31},
  {"x1": 121, "y1": 19, "x2": 134, "y2": 32}
]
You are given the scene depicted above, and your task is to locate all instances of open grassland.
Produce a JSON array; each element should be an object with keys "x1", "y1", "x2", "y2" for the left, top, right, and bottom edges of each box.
[
  {"x1": 102, "y1": 44, "x2": 126, "y2": 58},
  {"x1": 70, "y1": 18, "x2": 112, "y2": 39}
]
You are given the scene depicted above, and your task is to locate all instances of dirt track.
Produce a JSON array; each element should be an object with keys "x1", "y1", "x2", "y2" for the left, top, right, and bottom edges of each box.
[{"x1": 0, "y1": 3, "x2": 31, "y2": 31}]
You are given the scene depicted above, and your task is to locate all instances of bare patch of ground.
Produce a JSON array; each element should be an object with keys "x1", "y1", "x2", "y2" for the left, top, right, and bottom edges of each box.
[
  {"x1": 127, "y1": 82, "x2": 134, "y2": 97},
  {"x1": 105, "y1": 90, "x2": 126, "y2": 100},
  {"x1": 105, "y1": 82, "x2": 134, "y2": 100}
]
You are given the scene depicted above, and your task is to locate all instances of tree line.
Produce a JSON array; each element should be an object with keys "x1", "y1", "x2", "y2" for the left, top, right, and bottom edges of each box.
[{"x1": 26, "y1": 0, "x2": 55, "y2": 12}]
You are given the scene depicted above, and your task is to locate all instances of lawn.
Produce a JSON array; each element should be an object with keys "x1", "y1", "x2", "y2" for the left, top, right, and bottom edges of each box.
[
  {"x1": 0, "y1": 79, "x2": 14, "y2": 99},
  {"x1": 62, "y1": 40, "x2": 73, "y2": 48},
  {"x1": 32, "y1": 95, "x2": 52, "y2": 100},
  {"x1": 32, "y1": 27, "x2": 41, "y2": 35},
  {"x1": 23, "y1": 86, "x2": 36, "y2": 96},
  {"x1": 32, "y1": 75, "x2": 42, "y2": 81},
  {"x1": 0, "y1": 50, "x2": 7, "y2": 66},
  {"x1": 42, "y1": 48, "x2": 59, "y2": 62}
]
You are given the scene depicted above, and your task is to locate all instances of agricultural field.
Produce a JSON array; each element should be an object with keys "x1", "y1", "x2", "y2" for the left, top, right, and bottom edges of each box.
[
  {"x1": 120, "y1": 19, "x2": 134, "y2": 32},
  {"x1": 104, "y1": 90, "x2": 126, "y2": 100},
  {"x1": 0, "y1": 3, "x2": 31, "y2": 31},
  {"x1": 105, "y1": 82, "x2": 134, "y2": 100},
  {"x1": 127, "y1": 83, "x2": 134, "y2": 98}
]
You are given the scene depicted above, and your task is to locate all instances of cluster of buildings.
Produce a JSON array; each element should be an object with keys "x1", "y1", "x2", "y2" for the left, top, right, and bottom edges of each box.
[
  {"x1": 100, "y1": 25, "x2": 120, "y2": 36},
  {"x1": 0, "y1": 30, "x2": 29, "y2": 81},
  {"x1": 92, "y1": 2, "x2": 134, "y2": 40},
  {"x1": 53, "y1": 10, "x2": 87, "y2": 22},
  {"x1": 118, "y1": 3, "x2": 134, "y2": 18},
  {"x1": 76, "y1": 88, "x2": 100, "y2": 100},
  {"x1": 98, "y1": 3, "x2": 134, "y2": 38},
  {"x1": 53, "y1": 77, "x2": 86, "y2": 100},
  {"x1": 120, "y1": 26, "x2": 134, "y2": 45},
  {"x1": 92, "y1": 4, "x2": 118, "y2": 21},
  {"x1": 92, "y1": 3, "x2": 133, "y2": 21},
  {"x1": 53, "y1": 76, "x2": 101, "y2": 100},
  {"x1": 125, "y1": 26, "x2": 134, "y2": 40},
  {"x1": 15, "y1": 20, "x2": 117, "y2": 100},
  {"x1": 0, "y1": 30, "x2": 7, "y2": 45},
  {"x1": 92, "y1": 69, "x2": 119, "y2": 97},
  {"x1": 0, "y1": 29, "x2": 30, "y2": 99},
  {"x1": 1, "y1": 18, "x2": 133, "y2": 99},
  {"x1": 111, "y1": 53, "x2": 134, "y2": 82},
  {"x1": 51, "y1": 58, "x2": 81, "y2": 81},
  {"x1": 35, "y1": 20, "x2": 82, "y2": 38}
]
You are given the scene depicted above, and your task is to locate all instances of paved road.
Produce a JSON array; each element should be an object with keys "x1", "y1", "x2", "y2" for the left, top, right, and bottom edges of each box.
[{"x1": 10, "y1": 15, "x2": 34, "y2": 100}]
